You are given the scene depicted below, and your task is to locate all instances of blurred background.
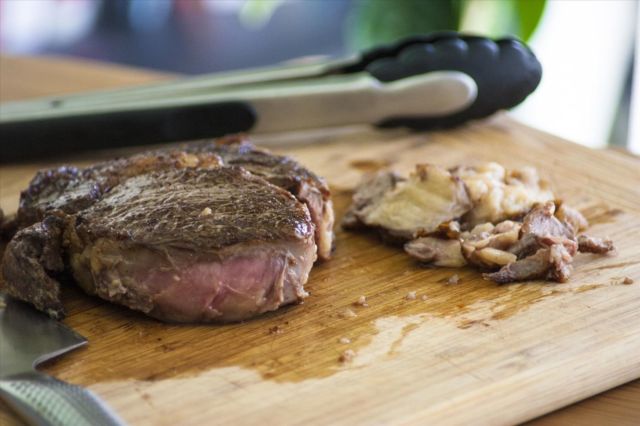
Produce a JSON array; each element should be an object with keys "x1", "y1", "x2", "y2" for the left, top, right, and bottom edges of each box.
[{"x1": 0, "y1": 0, "x2": 638, "y2": 152}]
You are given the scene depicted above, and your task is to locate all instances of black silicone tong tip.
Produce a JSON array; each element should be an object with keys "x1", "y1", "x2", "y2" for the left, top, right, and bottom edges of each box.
[{"x1": 342, "y1": 33, "x2": 542, "y2": 130}]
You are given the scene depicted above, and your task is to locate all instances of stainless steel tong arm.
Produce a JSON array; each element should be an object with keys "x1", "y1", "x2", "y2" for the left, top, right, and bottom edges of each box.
[{"x1": 1, "y1": 71, "x2": 477, "y2": 134}]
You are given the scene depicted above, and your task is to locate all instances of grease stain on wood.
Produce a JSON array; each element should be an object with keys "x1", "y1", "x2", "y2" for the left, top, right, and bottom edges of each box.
[
  {"x1": 581, "y1": 203, "x2": 625, "y2": 226},
  {"x1": 36, "y1": 192, "x2": 630, "y2": 387},
  {"x1": 583, "y1": 261, "x2": 637, "y2": 273},
  {"x1": 575, "y1": 284, "x2": 604, "y2": 293},
  {"x1": 387, "y1": 322, "x2": 421, "y2": 356},
  {"x1": 349, "y1": 159, "x2": 392, "y2": 173}
]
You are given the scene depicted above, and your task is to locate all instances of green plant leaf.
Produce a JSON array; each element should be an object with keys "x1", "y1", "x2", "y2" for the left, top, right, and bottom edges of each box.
[
  {"x1": 347, "y1": 0, "x2": 461, "y2": 50},
  {"x1": 513, "y1": 0, "x2": 547, "y2": 41},
  {"x1": 459, "y1": 0, "x2": 546, "y2": 40},
  {"x1": 459, "y1": 0, "x2": 516, "y2": 38},
  {"x1": 349, "y1": 0, "x2": 545, "y2": 50}
]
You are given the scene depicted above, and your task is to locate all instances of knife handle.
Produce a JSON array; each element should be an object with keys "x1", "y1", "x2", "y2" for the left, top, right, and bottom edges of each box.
[{"x1": 0, "y1": 372, "x2": 124, "y2": 426}]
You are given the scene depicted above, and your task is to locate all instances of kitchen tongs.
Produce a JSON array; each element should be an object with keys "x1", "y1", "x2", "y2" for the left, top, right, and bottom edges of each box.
[{"x1": 0, "y1": 32, "x2": 542, "y2": 162}]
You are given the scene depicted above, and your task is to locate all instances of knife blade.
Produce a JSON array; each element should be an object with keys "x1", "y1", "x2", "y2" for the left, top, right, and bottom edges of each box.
[{"x1": 0, "y1": 295, "x2": 125, "y2": 426}]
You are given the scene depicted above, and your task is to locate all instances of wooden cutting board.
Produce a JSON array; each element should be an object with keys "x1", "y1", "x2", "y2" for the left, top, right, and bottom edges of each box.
[{"x1": 1, "y1": 56, "x2": 639, "y2": 425}]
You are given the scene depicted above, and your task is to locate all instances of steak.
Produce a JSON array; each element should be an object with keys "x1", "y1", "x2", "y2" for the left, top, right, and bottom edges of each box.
[{"x1": 2, "y1": 139, "x2": 330, "y2": 322}]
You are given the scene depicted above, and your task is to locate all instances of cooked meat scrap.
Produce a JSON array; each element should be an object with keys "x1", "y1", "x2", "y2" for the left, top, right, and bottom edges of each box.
[
  {"x1": 485, "y1": 226, "x2": 521, "y2": 249},
  {"x1": 507, "y1": 233, "x2": 540, "y2": 258},
  {"x1": 548, "y1": 244, "x2": 575, "y2": 282},
  {"x1": 577, "y1": 235, "x2": 615, "y2": 254},
  {"x1": 484, "y1": 208, "x2": 580, "y2": 282},
  {"x1": 488, "y1": 247, "x2": 554, "y2": 283},
  {"x1": 345, "y1": 164, "x2": 472, "y2": 240},
  {"x1": 354, "y1": 295, "x2": 368, "y2": 307},
  {"x1": 404, "y1": 237, "x2": 467, "y2": 267},
  {"x1": 467, "y1": 222, "x2": 495, "y2": 238},
  {"x1": 268, "y1": 325, "x2": 284, "y2": 335},
  {"x1": 509, "y1": 232, "x2": 577, "y2": 258},
  {"x1": 556, "y1": 204, "x2": 589, "y2": 233},
  {"x1": 345, "y1": 161, "x2": 615, "y2": 285},
  {"x1": 436, "y1": 220, "x2": 462, "y2": 239},
  {"x1": 185, "y1": 136, "x2": 334, "y2": 260},
  {"x1": 519, "y1": 201, "x2": 574, "y2": 239},
  {"x1": 537, "y1": 235, "x2": 578, "y2": 256},
  {"x1": 472, "y1": 247, "x2": 517, "y2": 268},
  {"x1": 342, "y1": 170, "x2": 404, "y2": 229},
  {"x1": 2, "y1": 167, "x2": 317, "y2": 322},
  {"x1": 507, "y1": 202, "x2": 577, "y2": 259},
  {"x1": 461, "y1": 220, "x2": 521, "y2": 268},
  {"x1": 493, "y1": 220, "x2": 520, "y2": 234},
  {"x1": 452, "y1": 163, "x2": 554, "y2": 226},
  {"x1": 484, "y1": 243, "x2": 574, "y2": 283},
  {"x1": 462, "y1": 221, "x2": 521, "y2": 250},
  {"x1": 339, "y1": 349, "x2": 356, "y2": 363}
]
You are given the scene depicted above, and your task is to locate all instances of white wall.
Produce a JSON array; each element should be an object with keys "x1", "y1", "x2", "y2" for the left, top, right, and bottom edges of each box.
[
  {"x1": 510, "y1": 0, "x2": 637, "y2": 148},
  {"x1": 629, "y1": 3, "x2": 640, "y2": 153}
]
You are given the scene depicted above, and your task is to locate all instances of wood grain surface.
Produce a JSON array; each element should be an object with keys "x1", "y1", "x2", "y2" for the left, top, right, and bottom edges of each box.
[{"x1": 1, "y1": 55, "x2": 639, "y2": 426}]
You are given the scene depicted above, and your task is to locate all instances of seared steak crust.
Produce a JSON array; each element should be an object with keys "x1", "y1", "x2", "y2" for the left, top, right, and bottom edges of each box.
[
  {"x1": 187, "y1": 136, "x2": 327, "y2": 197},
  {"x1": 184, "y1": 136, "x2": 334, "y2": 259},
  {"x1": 15, "y1": 136, "x2": 334, "y2": 259},
  {"x1": 17, "y1": 150, "x2": 222, "y2": 229},
  {"x1": 72, "y1": 167, "x2": 313, "y2": 250}
]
